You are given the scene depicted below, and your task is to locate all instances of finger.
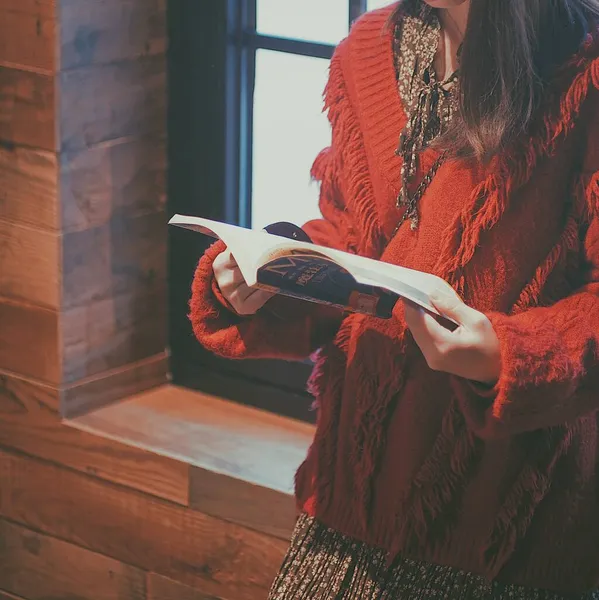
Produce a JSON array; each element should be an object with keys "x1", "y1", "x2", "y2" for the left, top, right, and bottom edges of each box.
[
  {"x1": 236, "y1": 289, "x2": 274, "y2": 315},
  {"x1": 404, "y1": 302, "x2": 452, "y2": 355},
  {"x1": 213, "y1": 250, "x2": 237, "y2": 273},
  {"x1": 428, "y1": 287, "x2": 476, "y2": 326},
  {"x1": 228, "y1": 283, "x2": 255, "y2": 309},
  {"x1": 217, "y1": 265, "x2": 245, "y2": 289}
]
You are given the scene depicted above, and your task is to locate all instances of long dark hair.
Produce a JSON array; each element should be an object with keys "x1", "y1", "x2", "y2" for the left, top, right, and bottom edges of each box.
[{"x1": 391, "y1": 0, "x2": 599, "y2": 159}]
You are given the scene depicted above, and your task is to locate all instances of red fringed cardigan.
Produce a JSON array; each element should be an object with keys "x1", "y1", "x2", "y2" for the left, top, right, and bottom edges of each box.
[{"x1": 190, "y1": 7, "x2": 599, "y2": 594}]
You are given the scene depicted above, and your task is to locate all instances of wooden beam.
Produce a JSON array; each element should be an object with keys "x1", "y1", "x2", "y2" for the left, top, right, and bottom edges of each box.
[
  {"x1": 0, "y1": 67, "x2": 55, "y2": 150},
  {"x1": 61, "y1": 352, "x2": 169, "y2": 417},
  {"x1": 147, "y1": 574, "x2": 224, "y2": 600},
  {"x1": 0, "y1": 145, "x2": 58, "y2": 230},
  {"x1": 0, "y1": 518, "x2": 146, "y2": 600},
  {"x1": 61, "y1": 210, "x2": 166, "y2": 311},
  {"x1": 61, "y1": 287, "x2": 167, "y2": 384},
  {"x1": 0, "y1": 371, "x2": 187, "y2": 505},
  {"x1": 0, "y1": 6, "x2": 55, "y2": 72},
  {"x1": 0, "y1": 220, "x2": 59, "y2": 309},
  {"x1": 0, "y1": 299, "x2": 59, "y2": 383},
  {"x1": 59, "y1": 57, "x2": 166, "y2": 152},
  {"x1": 189, "y1": 467, "x2": 296, "y2": 541},
  {"x1": 1, "y1": 1, "x2": 55, "y2": 18},
  {"x1": 60, "y1": 137, "x2": 166, "y2": 233},
  {"x1": 0, "y1": 449, "x2": 287, "y2": 600},
  {"x1": 60, "y1": 0, "x2": 166, "y2": 70},
  {"x1": 0, "y1": 589, "x2": 28, "y2": 600}
]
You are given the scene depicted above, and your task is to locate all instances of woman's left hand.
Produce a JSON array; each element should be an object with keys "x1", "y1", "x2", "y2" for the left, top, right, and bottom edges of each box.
[{"x1": 403, "y1": 285, "x2": 501, "y2": 384}]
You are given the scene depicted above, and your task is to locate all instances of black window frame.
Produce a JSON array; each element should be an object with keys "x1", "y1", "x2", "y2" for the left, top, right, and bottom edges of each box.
[{"x1": 168, "y1": 0, "x2": 368, "y2": 423}]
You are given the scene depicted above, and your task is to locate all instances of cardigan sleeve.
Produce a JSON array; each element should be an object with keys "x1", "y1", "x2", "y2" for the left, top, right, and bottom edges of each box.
[
  {"x1": 454, "y1": 172, "x2": 599, "y2": 439},
  {"x1": 189, "y1": 43, "x2": 362, "y2": 361}
]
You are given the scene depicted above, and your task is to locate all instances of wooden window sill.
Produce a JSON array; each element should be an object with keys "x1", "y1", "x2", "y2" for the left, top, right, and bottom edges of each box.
[{"x1": 66, "y1": 384, "x2": 315, "y2": 540}]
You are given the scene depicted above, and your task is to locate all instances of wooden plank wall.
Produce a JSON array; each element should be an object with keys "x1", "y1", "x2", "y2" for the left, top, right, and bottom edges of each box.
[
  {"x1": 0, "y1": 0, "x2": 168, "y2": 408},
  {"x1": 0, "y1": 378, "x2": 291, "y2": 600},
  {"x1": 0, "y1": 2, "x2": 291, "y2": 598}
]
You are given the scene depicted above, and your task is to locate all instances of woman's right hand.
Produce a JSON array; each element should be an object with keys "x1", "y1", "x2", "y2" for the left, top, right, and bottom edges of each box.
[{"x1": 212, "y1": 249, "x2": 275, "y2": 316}]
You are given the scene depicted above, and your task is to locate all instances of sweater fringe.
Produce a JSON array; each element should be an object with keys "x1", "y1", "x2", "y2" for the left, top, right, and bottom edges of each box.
[
  {"x1": 392, "y1": 400, "x2": 483, "y2": 557},
  {"x1": 324, "y1": 51, "x2": 386, "y2": 259},
  {"x1": 483, "y1": 427, "x2": 574, "y2": 579},
  {"x1": 306, "y1": 320, "x2": 355, "y2": 513},
  {"x1": 582, "y1": 170, "x2": 599, "y2": 218},
  {"x1": 435, "y1": 52, "x2": 599, "y2": 298},
  {"x1": 345, "y1": 317, "x2": 409, "y2": 529},
  {"x1": 514, "y1": 213, "x2": 581, "y2": 312},
  {"x1": 395, "y1": 50, "x2": 599, "y2": 574}
]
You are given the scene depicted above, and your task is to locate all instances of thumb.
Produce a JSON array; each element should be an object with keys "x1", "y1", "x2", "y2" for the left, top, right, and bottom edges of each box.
[{"x1": 428, "y1": 287, "x2": 473, "y2": 326}]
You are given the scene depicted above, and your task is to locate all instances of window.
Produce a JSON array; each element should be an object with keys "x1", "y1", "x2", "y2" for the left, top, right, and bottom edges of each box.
[{"x1": 168, "y1": 1, "x2": 390, "y2": 422}]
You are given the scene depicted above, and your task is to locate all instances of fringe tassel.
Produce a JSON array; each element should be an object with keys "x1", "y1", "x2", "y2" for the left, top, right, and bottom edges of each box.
[
  {"x1": 323, "y1": 52, "x2": 387, "y2": 259},
  {"x1": 310, "y1": 148, "x2": 361, "y2": 254},
  {"x1": 392, "y1": 401, "x2": 482, "y2": 556},
  {"x1": 435, "y1": 53, "x2": 599, "y2": 294},
  {"x1": 514, "y1": 213, "x2": 581, "y2": 312},
  {"x1": 483, "y1": 427, "x2": 573, "y2": 578},
  {"x1": 348, "y1": 318, "x2": 410, "y2": 529},
  {"x1": 308, "y1": 320, "x2": 355, "y2": 513},
  {"x1": 582, "y1": 170, "x2": 599, "y2": 219}
]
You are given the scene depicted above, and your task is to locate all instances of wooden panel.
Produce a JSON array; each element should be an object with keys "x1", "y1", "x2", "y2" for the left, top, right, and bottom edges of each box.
[
  {"x1": 60, "y1": 0, "x2": 166, "y2": 70},
  {"x1": 0, "y1": 6, "x2": 55, "y2": 72},
  {"x1": 62, "y1": 287, "x2": 166, "y2": 383},
  {"x1": 61, "y1": 210, "x2": 166, "y2": 309},
  {"x1": 2, "y1": 1, "x2": 55, "y2": 17},
  {"x1": 0, "y1": 371, "x2": 188, "y2": 505},
  {"x1": 0, "y1": 220, "x2": 59, "y2": 308},
  {"x1": 0, "y1": 449, "x2": 287, "y2": 600},
  {"x1": 73, "y1": 385, "x2": 314, "y2": 494},
  {"x1": 0, "y1": 589, "x2": 27, "y2": 600},
  {"x1": 0, "y1": 518, "x2": 146, "y2": 600},
  {"x1": 189, "y1": 467, "x2": 296, "y2": 541},
  {"x1": 61, "y1": 352, "x2": 169, "y2": 417},
  {"x1": 59, "y1": 56, "x2": 166, "y2": 152},
  {"x1": 0, "y1": 145, "x2": 58, "y2": 230},
  {"x1": 147, "y1": 574, "x2": 224, "y2": 600},
  {"x1": 0, "y1": 299, "x2": 59, "y2": 383},
  {"x1": 61, "y1": 137, "x2": 166, "y2": 233},
  {"x1": 0, "y1": 67, "x2": 55, "y2": 150}
]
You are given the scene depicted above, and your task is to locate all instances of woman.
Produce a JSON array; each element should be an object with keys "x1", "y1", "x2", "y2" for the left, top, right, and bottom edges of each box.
[{"x1": 190, "y1": 0, "x2": 599, "y2": 597}]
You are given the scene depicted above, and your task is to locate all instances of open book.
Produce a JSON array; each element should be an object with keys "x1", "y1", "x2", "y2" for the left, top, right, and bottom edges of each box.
[{"x1": 170, "y1": 214, "x2": 454, "y2": 323}]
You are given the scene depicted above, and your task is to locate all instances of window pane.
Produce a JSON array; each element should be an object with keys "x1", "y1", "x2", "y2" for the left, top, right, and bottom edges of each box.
[
  {"x1": 252, "y1": 50, "x2": 331, "y2": 230},
  {"x1": 257, "y1": 0, "x2": 348, "y2": 45},
  {"x1": 367, "y1": 0, "x2": 394, "y2": 10}
]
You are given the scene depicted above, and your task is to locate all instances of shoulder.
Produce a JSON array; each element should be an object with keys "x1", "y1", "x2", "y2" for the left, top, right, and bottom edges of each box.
[
  {"x1": 333, "y1": 3, "x2": 398, "y2": 69},
  {"x1": 330, "y1": 2, "x2": 398, "y2": 106}
]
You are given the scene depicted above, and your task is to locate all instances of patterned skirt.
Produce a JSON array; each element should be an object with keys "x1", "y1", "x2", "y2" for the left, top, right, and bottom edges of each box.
[{"x1": 268, "y1": 514, "x2": 599, "y2": 600}]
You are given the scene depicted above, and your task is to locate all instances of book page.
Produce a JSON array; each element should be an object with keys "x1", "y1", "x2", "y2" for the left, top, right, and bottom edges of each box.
[{"x1": 169, "y1": 214, "x2": 301, "y2": 286}]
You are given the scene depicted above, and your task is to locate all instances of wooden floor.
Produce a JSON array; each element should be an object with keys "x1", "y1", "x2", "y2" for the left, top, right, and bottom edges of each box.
[{"x1": 0, "y1": 380, "x2": 314, "y2": 600}]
